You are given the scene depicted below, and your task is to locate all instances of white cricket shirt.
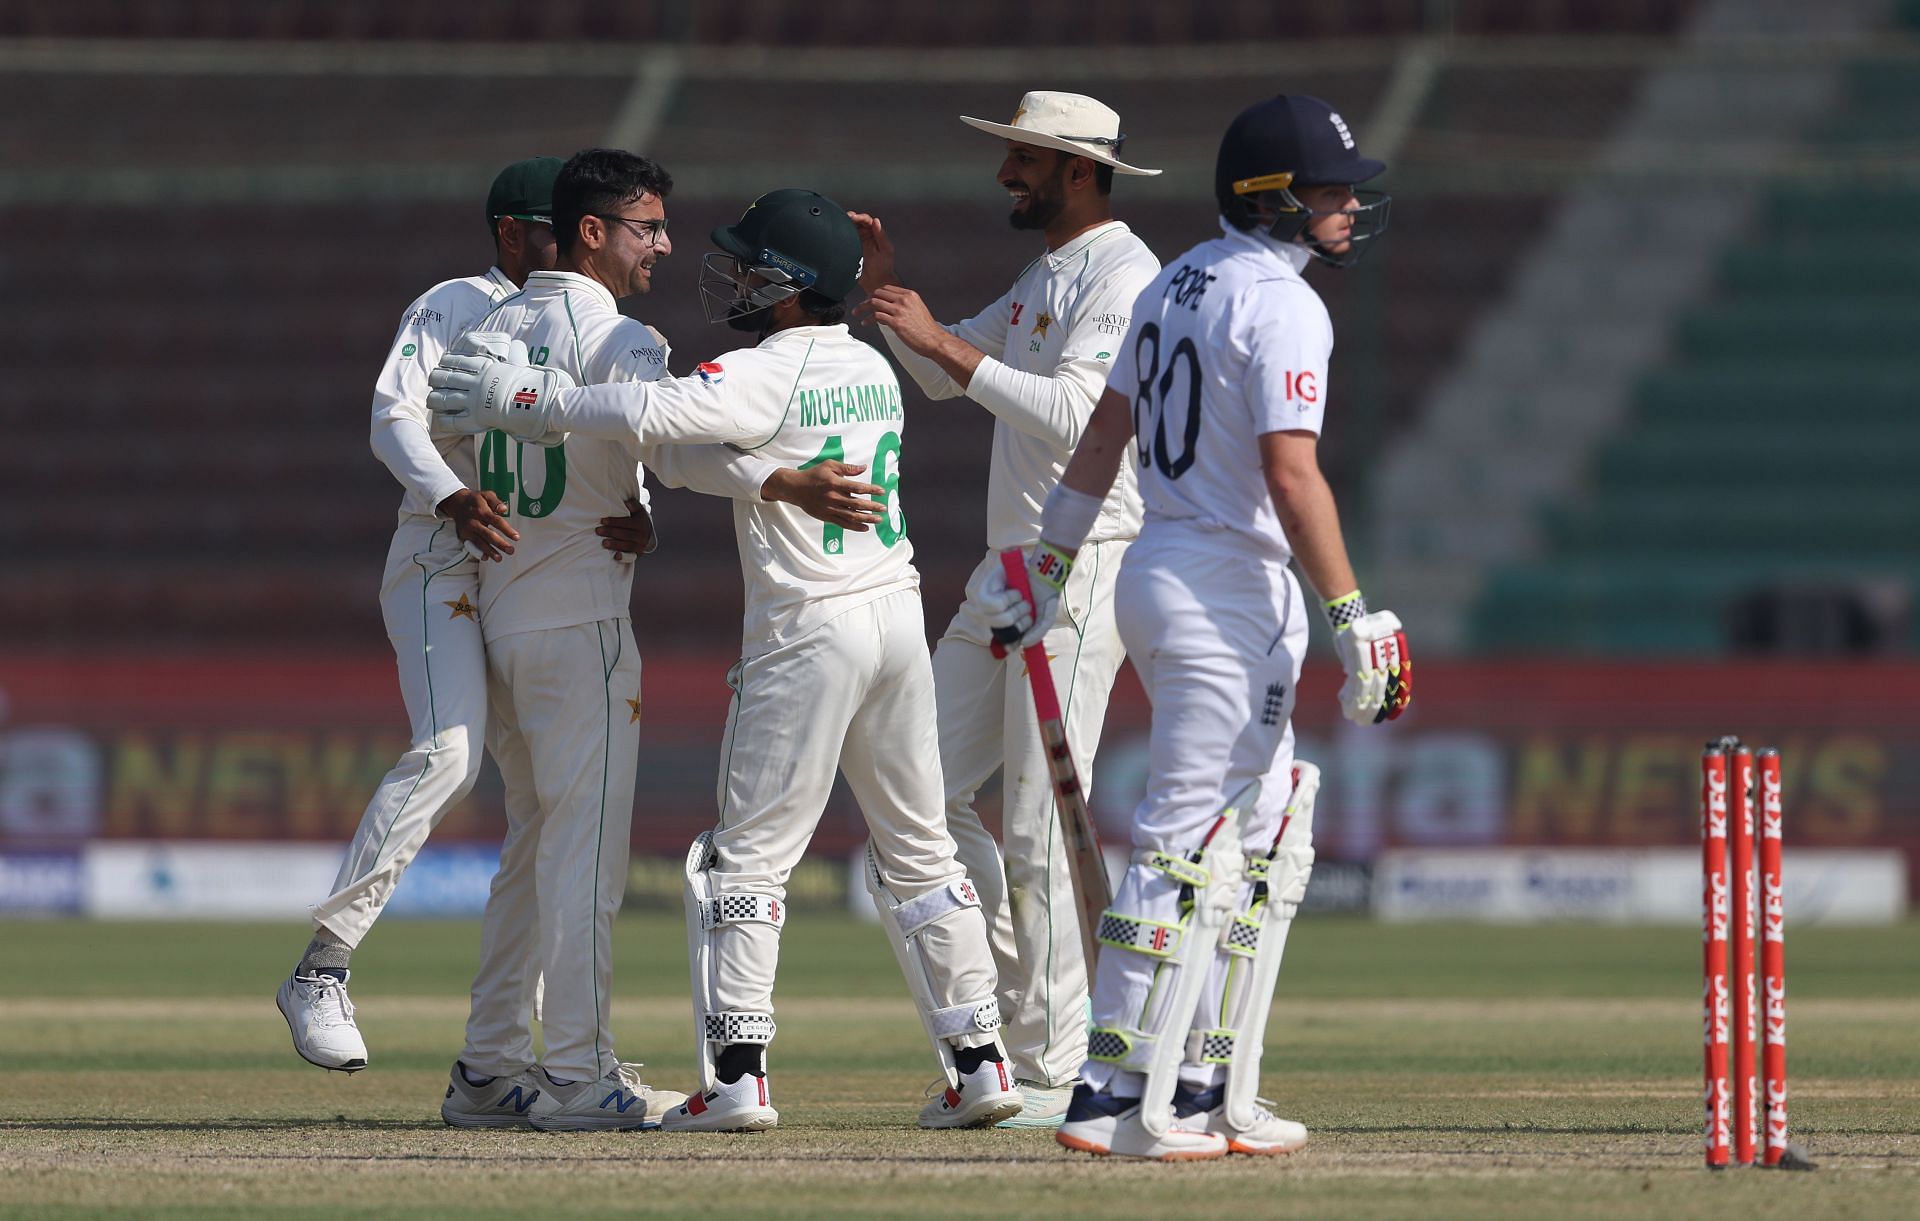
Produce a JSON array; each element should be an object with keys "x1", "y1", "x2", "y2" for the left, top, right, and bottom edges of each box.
[
  {"x1": 1104, "y1": 221, "x2": 1333, "y2": 563},
  {"x1": 554, "y1": 323, "x2": 920, "y2": 654},
  {"x1": 370, "y1": 266, "x2": 517, "y2": 520},
  {"x1": 464, "y1": 270, "x2": 670, "y2": 642},
  {"x1": 883, "y1": 220, "x2": 1159, "y2": 549}
]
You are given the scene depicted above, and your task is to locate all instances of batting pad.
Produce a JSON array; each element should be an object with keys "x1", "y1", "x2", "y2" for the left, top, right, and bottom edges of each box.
[
  {"x1": 682, "y1": 831, "x2": 784, "y2": 1088},
  {"x1": 865, "y1": 846, "x2": 1003, "y2": 1087}
]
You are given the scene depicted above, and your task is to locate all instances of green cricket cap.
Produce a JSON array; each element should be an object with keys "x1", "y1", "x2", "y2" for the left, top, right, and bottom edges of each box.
[{"x1": 485, "y1": 156, "x2": 564, "y2": 229}]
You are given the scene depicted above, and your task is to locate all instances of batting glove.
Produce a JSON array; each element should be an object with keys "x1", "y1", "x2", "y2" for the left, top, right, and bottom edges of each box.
[
  {"x1": 983, "y1": 542, "x2": 1073, "y2": 653},
  {"x1": 1328, "y1": 594, "x2": 1411, "y2": 726},
  {"x1": 427, "y1": 332, "x2": 573, "y2": 446}
]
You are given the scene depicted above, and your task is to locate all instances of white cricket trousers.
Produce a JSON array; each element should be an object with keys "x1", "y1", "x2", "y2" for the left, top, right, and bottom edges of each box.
[
  {"x1": 704, "y1": 589, "x2": 996, "y2": 1038},
  {"x1": 310, "y1": 516, "x2": 487, "y2": 946},
  {"x1": 460, "y1": 617, "x2": 643, "y2": 1082},
  {"x1": 936, "y1": 539, "x2": 1130, "y2": 1087},
  {"x1": 1083, "y1": 523, "x2": 1308, "y2": 1094}
]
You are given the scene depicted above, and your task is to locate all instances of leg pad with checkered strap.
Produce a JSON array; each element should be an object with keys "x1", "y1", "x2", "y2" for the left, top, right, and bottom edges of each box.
[
  {"x1": 682, "y1": 831, "x2": 786, "y2": 1088},
  {"x1": 1091, "y1": 781, "x2": 1253, "y2": 1137},
  {"x1": 1195, "y1": 762, "x2": 1318, "y2": 1133},
  {"x1": 864, "y1": 845, "x2": 1004, "y2": 1087}
]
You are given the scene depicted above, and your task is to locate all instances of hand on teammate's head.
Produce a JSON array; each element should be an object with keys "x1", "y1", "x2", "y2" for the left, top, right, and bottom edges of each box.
[{"x1": 845, "y1": 212, "x2": 896, "y2": 293}]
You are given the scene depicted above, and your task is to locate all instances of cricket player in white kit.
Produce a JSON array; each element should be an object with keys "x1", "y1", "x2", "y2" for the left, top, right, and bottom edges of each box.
[
  {"x1": 428, "y1": 189, "x2": 1022, "y2": 1132},
  {"x1": 852, "y1": 91, "x2": 1161, "y2": 1127},
  {"x1": 988, "y1": 95, "x2": 1412, "y2": 1161},
  {"x1": 279, "y1": 158, "x2": 575, "y2": 1074},
  {"x1": 441, "y1": 152, "x2": 880, "y2": 1131}
]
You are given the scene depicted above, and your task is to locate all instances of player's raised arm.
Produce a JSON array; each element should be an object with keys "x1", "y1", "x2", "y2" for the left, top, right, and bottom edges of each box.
[{"x1": 427, "y1": 339, "x2": 773, "y2": 450}]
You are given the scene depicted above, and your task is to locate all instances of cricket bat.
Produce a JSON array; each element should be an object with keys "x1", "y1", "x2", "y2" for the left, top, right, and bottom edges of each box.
[{"x1": 992, "y1": 548, "x2": 1113, "y2": 969}]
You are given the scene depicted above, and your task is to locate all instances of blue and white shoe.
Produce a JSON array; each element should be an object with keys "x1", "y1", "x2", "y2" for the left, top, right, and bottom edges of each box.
[
  {"x1": 527, "y1": 1063, "x2": 686, "y2": 1132},
  {"x1": 1055, "y1": 1084, "x2": 1227, "y2": 1161},
  {"x1": 276, "y1": 969, "x2": 368, "y2": 1072},
  {"x1": 441, "y1": 1061, "x2": 543, "y2": 1129}
]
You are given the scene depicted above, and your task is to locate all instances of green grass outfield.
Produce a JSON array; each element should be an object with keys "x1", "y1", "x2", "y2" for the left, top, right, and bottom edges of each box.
[{"x1": 2, "y1": 914, "x2": 1916, "y2": 1219}]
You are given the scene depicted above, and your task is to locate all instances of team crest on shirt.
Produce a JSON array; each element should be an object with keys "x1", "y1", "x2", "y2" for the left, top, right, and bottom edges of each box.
[
  {"x1": 696, "y1": 361, "x2": 726, "y2": 385},
  {"x1": 627, "y1": 696, "x2": 642, "y2": 724},
  {"x1": 444, "y1": 594, "x2": 479, "y2": 622},
  {"x1": 1032, "y1": 312, "x2": 1053, "y2": 338}
]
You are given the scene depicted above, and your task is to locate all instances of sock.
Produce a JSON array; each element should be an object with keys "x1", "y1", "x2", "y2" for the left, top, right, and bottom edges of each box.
[
  {"x1": 459, "y1": 1063, "x2": 496, "y2": 1087},
  {"x1": 299, "y1": 928, "x2": 351, "y2": 975},
  {"x1": 714, "y1": 1043, "x2": 764, "y2": 1084},
  {"x1": 952, "y1": 1043, "x2": 1003, "y2": 1076}
]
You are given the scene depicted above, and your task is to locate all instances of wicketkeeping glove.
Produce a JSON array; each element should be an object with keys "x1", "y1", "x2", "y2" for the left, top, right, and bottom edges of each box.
[
  {"x1": 427, "y1": 332, "x2": 573, "y2": 446},
  {"x1": 1329, "y1": 595, "x2": 1411, "y2": 726},
  {"x1": 983, "y1": 542, "x2": 1074, "y2": 653}
]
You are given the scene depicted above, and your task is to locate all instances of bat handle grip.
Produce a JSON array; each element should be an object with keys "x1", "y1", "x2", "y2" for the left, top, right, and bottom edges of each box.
[{"x1": 989, "y1": 548, "x2": 1034, "y2": 661}]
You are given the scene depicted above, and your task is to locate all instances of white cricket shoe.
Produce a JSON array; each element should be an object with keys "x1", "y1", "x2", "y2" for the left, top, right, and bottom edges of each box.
[
  {"x1": 995, "y1": 1078, "x2": 1075, "y2": 1130},
  {"x1": 276, "y1": 969, "x2": 368, "y2": 1072},
  {"x1": 1055, "y1": 1084, "x2": 1227, "y2": 1162},
  {"x1": 441, "y1": 1062, "x2": 544, "y2": 1129},
  {"x1": 527, "y1": 1063, "x2": 685, "y2": 1132},
  {"x1": 658, "y1": 1073, "x2": 779, "y2": 1133},
  {"x1": 1172, "y1": 1084, "x2": 1308, "y2": 1155},
  {"x1": 919, "y1": 1059, "x2": 1023, "y2": 1129}
]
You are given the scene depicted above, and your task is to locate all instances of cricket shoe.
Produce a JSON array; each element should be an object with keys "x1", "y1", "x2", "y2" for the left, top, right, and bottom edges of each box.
[
  {"x1": 995, "y1": 1078, "x2": 1075, "y2": 1130},
  {"x1": 441, "y1": 1062, "x2": 543, "y2": 1129},
  {"x1": 1055, "y1": 1084, "x2": 1227, "y2": 1161},
  {"x1": 1172, "y1": 1084, "x2": 1308, "y2": 1156},
  {"x1": 276, "y1": 968, "x2": 368, "y2": 1072},
  {"x1": 527, "y1": 1063, "x2": 685, "y2": 1132},
  {"x1": 919, "y1": 1060, "x2": 1023, "y2": 1129},
  {"x1": 658, "y1": 1073, "x2": 779, "y2": 1133}
]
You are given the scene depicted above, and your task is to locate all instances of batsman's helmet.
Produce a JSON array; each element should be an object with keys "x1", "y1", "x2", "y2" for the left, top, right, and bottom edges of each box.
[
  {"x1": 700, "y1": 189, "x2": 863, "y2": 329},
  {"x1": 1215, "y1": 94, "x2": 1390, "y2": 269}
]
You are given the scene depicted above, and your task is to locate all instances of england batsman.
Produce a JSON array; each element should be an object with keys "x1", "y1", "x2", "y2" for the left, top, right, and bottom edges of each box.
[
  {"x1": 427, "y1": 189, "x2": 1023, "y2": 1132},
  {"x1": 848, "y1": 91, "x2": 1162, "y2": 1127},
  {"x1": 988, "y1": 95, "x2": 1412, "y2": 1160}
]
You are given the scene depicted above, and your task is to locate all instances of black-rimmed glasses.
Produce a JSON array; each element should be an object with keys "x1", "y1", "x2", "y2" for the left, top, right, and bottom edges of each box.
[{"x1": 596, "y1": 214, "x2": 669, "y2": 245}]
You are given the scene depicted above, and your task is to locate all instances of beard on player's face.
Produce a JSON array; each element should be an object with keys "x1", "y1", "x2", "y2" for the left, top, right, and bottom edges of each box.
[{"x1": 1006, "y1": 157, "x2": 1069, "y2": 232}]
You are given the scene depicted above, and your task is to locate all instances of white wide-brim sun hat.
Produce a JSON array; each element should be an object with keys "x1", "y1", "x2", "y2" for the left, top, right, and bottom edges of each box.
[{"x1": 960, "y1": 90, "x2": 1161, "y2": 176}]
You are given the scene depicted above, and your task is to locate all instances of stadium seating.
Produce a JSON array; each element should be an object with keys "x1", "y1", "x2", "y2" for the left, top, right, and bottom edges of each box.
[
  {"x1": 1467, "y1": 42, "x2": 1920, "y2": 654},
  {"x1": 0, "y1": 15, "x2": 1682, "y2": 650}
]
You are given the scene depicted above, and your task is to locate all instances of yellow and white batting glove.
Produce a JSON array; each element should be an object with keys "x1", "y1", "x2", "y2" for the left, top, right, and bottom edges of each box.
[
  {"x1": 427, "y1": 332, "x2": 572, "y2": 446},
  {"x1": 984, "y1": 541, "x2": 1073, "y2": 653},
  {"x1": 1327, "y1": 591, "x2": 1412, "y2": 726}
]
